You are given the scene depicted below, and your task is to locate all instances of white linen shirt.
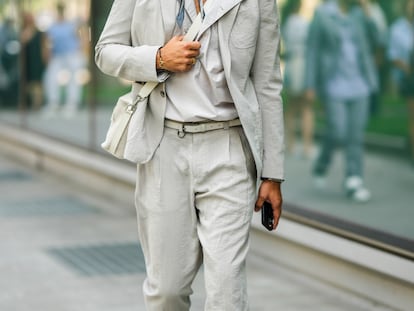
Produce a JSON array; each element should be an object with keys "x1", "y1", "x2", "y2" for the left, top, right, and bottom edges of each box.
[{"x1": 164, "y1": 0, "x2": 238, "y2": 122}]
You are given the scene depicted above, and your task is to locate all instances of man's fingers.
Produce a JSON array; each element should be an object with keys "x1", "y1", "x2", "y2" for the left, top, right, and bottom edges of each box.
[
  {"x1": 173, "y1": 35, "x2": 184, "y2": 42},
  {"x1": 161, "y1": 36, "x2": 202, "y2": 73},
  {"x1": 187, "y1": 41, "x2": 201, "y2": 50},
  {"x1": 271, "y1": 198, "x2": 283, "y2": 230},
  {"x1": 272, "y1": 204, "x2": 282, "y2": 230},
  {"x1": 254, "y1": 196, "x2": 265, "y2": 212}
]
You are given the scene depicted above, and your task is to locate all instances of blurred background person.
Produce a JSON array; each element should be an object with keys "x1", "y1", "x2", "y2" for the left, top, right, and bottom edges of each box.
[
  {"x1": 21, "y1": 12, "x2": 46, "y2": 112},
  {"x1": 282, "y1": 0, "x2": 314, "y2": 159},
  {"x1": 388, "y1": 0, "x2": 414, "y2": 164},
  {"x1": 0, "y1": 17, "x2": 19, "y2": 108},
  {"x1": 359, "y1": 0, "x2": 387, "y2": 46},
  {"x1": 388, "y1": 0, "x2": 412, "y2": 95},
  {"x1": 42, "y1": 2, "x2": 86, "y2": 118},
  {"x1": 357, "y1": 0, "x2": 388, "y2": 116},
  {"x1": 305, "y1": 0, "x2": 378, "y2": 202}
]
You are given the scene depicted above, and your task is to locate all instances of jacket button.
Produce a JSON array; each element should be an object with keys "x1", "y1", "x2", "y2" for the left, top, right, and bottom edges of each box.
[{"x1": 160, "y1": 91, "x2": 166, "y2": 97}]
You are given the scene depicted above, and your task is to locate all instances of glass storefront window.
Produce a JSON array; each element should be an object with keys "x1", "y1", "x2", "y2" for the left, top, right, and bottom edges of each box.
[
  {"x1": 1, "y1": 0, "x2": 413, "y2": 259},
  {"x1": 0, "y1": 0, "x2": 129, "y2": 148},
  {"x1": 280, "y1": 0, "x2": 414, "y2": 258}
]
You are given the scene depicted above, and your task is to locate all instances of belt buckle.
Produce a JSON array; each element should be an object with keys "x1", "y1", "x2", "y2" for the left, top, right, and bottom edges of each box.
[{"x1": 177, "y1": 124, "x2": 186, "y2": 138}]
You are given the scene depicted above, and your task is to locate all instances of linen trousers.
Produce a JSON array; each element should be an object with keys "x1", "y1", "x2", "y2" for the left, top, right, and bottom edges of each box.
[{"x1": 134, "y1": 125, "x2": 256, "y2": 311}]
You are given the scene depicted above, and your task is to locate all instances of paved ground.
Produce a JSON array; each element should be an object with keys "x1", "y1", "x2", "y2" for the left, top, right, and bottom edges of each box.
[{"x1": 0, "y1": 153, "x2": 398, "y2": 311}]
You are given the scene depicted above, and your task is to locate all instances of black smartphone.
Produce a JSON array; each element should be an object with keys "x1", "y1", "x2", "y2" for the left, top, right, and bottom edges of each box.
[{"x1": 261, "y1": 201, "x2": 274, "y2": 231}]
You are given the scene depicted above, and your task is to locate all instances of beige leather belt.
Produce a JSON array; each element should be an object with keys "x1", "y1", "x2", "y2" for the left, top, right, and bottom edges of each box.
[{"x1": 165, "y1": 118, "x2": 241, "y2": 137}]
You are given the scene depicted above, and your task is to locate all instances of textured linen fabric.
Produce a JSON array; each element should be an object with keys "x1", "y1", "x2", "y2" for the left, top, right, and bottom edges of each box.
[{"x1": 135, "y1": 126, "x2": 256, "y2": 310}]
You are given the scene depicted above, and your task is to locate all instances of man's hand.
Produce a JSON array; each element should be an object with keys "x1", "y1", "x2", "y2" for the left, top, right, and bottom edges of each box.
[
  {"x1": 157, "y1": 36, "x2": 201, "y2": 73},
  {"x1": 255, "y1": 180, "x2": 283, "y2": 230}
]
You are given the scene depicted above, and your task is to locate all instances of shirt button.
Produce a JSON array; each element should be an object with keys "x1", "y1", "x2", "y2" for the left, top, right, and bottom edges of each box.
[{"x1": 160, "y1": 91, "x2": 166, "y2": 97}]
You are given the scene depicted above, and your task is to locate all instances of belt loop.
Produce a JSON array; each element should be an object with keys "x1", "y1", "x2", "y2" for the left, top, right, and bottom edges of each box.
[{"x1": 223, "y1": 121, "x2": 230, "y2": 130}]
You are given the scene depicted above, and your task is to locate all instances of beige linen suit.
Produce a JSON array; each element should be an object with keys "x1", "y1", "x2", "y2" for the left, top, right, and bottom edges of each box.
[
  {"x1": 96, "y1": 0, "x2": 284, "y2": 310},
  {"x1": 95, "y1": 0, "x2": 284, "y2": 182}
]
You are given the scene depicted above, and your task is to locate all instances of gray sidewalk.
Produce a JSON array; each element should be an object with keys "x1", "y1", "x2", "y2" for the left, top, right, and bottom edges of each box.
[{"x1": 0, "y1": 153, "x2": 397, "y2": 311}]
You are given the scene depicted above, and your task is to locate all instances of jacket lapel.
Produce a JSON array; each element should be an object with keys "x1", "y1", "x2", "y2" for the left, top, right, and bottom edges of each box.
[
  {"x1": 198, "y1": 0, "x2": 242, "y2": 38},
  {"x1": 218, "y1": 3, "x2": 240, "y2": 79}
]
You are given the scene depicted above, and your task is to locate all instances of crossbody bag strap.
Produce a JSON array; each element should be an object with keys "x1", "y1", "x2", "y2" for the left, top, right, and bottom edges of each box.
[{"x1": 135, "y1": 9, "x2": 206, "y2": 102}]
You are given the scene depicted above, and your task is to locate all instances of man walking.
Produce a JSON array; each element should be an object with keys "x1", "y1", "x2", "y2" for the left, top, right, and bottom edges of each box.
[{"x1": 96, "y1": 0, "x2": 284, "y2": 309}]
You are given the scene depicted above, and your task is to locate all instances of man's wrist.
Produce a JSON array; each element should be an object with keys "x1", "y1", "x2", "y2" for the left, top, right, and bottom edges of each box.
[
  {"x1": 261, "y1": 177, "x2": 285, "y2": 183},
  {"x1": 157, "y1": 47, "x2": 165, "y2": 70}
]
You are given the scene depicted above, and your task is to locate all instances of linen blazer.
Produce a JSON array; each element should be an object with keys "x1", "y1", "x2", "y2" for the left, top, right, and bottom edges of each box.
[{"x1": 95, "y1": 0, "x2": 284, "y2": 181}]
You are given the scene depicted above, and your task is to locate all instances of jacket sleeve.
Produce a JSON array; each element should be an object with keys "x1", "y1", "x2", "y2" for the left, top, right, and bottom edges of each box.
[
  {"x1": 251, "y1": 0, "x2": 284, "y2": 180},
  {"x1": 95, "y1": 0, "x2": 160, "y2": 82}
]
